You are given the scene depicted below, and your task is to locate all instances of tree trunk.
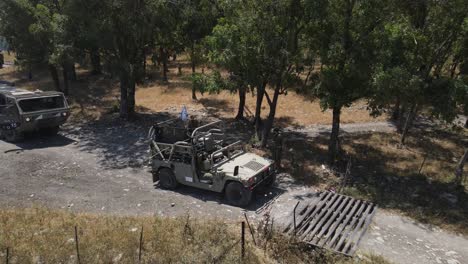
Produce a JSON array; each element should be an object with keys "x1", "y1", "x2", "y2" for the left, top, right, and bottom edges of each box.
[
  {"x1": 119, "y1": 70, "x2": 130, "y2": 119},
  {"x1": 391, "y1": 97, "x2": 401, "y2": 121},
  {"x1": 254, "y1": 83, "x2": 266, "y2": 139},
  {"x1": 62, "y1": 64, "x2": 69, "y2": 96},
  {"x1": 90, "y1": 48, "x2": 101, "y2": 75},
  {"x1": 236, "y1": 86, "x2": 246, "y2": 120},
  {"x1": 48, "y1": 64, "x2": 61, "y2": 92},
  {"x1": 328, "y1": 106, "x2": 342, "y2": 165},
  {"x1": 191, "y1": 59, "x2": 197, "y2": 100},
  {"x1": 261, "y1": 87, "x2": 280, "y2": 147},
  {"x1": 143, "y1": 52, "x2": 147, "y2": 78},
  {"x1": 400, "y1": 104, "x2": 417, "y2": 145},
  {"x1": 70, "y1": 63, "x2": 77, "y2": 81},
  {"x1": 455, "y1": 149, "x2": 467, "y2": 185},
  {"x1": 397, "y1": 104, "x2": 407, "y2": 133},
  {"x1": 160, "y1": 47, "x2": 168, "y2": 82},
  {"x1": 127, "y1": 80, "x2": 135, "y2": 116}
]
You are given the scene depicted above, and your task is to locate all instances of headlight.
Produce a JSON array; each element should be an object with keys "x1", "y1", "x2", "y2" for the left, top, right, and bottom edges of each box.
[
  {"x1": 248, "y1": 176, "x2": 256, "y2": 185},
  {"x1": 62, "y1": 112, "x2": 67, "y2": 116},
  {"x1": 25, "y1": 117, "x2": 31, "y2": 122}
]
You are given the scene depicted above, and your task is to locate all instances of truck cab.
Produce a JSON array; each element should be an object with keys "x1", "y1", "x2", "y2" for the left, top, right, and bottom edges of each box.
[{"x1": 0, "y1": 83, "x2": 70, "y2": 142}]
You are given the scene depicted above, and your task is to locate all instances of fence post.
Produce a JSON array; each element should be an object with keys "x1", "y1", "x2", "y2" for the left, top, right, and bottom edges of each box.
[
  {"x1": 74, "y1": 226, "x2": 81, "y2": 264},
  {"x1": 293, "y1": 201, "x2": 300, "y2": 236},
  {"x1": 243, "y1": 213, "x2": 256, "y2": 246},
  {"x1": 5, "y1": 247, "x2": 9, "y2": 264},
  {"x1": 241, "y1": 221, "x2": 245, "y2": 260},
  {"x1": 139, "y1": 226, "x2": 144, "y2": 263}
]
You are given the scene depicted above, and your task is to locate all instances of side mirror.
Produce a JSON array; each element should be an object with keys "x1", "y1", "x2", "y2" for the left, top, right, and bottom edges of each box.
[{"x1": 234, "y1": 166, "x2": 239, "y2": 176}]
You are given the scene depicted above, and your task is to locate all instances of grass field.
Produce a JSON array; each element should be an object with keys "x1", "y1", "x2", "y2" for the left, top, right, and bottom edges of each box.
[{"x1": 0, "y1": 208, "x2": 389, "y2": 264}]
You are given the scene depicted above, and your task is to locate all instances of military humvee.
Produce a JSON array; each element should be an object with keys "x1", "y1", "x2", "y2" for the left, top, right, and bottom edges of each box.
[
  {"x1": 149, "y1": 118, "x2": 276, "y2": 207},
  {"x1": 0, "y1": 82, "x2": 70, "y2": 142}
]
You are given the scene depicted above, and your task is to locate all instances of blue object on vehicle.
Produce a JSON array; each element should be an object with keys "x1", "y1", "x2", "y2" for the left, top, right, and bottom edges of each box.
[{"x1": 180, "y1": 106, "x2": 188, "y2": 121}]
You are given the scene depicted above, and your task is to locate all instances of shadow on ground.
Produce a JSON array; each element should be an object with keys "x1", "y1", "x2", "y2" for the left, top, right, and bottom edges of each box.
[
  {"x1": 2, "y1": 132, "x2": 76, "y2": 153},
  {"x1": 160, "y1": 183, "x2": 287, "y2": 213}
]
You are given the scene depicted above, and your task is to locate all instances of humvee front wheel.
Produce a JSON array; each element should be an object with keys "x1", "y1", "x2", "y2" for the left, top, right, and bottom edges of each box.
[
  {"x1": 225, "y1": 182, "x2": 252, "y2": 207},
  {"x1": 158, "y1": 168, "x2": 178, "y2": 190},
  {"x1": 43, "y1": 126, "x2": 60, "y2": 136}
]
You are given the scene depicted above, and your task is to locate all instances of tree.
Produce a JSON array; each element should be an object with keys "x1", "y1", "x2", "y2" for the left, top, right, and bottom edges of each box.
[
  {"x1": 0, "y1": 0, "x2": 61, "y2": 91},
  {"x1": 206, "y1": 0, "x2": 303, "y2": 146},
  {"x1": 63, "y1": 0, "x2": 108, "y2": 75},
  {"x1": 369, "y1": 0, "x2": 468, "y2": 144},
  {"x1": 303, "y1": 0, "x2": 388, "y2": 164},
  {"x1": 179, "y1": 0, "x2": 220, "y2": 99}
]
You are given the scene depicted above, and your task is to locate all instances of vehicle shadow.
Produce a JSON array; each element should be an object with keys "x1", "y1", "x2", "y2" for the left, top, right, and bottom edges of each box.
[
  {"x1": 155, "y1": 183, "x2": 287, "y2": 213},
  {"x1": 2, "y1": 133, "x2": 76, "y2": 152}
]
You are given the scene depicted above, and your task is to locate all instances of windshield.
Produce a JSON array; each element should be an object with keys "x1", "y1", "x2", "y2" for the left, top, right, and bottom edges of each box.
[{"x1": 18, "y1": 96, "x2": 65, "y2": 113}]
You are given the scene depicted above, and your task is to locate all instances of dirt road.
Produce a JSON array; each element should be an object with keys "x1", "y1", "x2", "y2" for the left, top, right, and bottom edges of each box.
[{"x1": 1, "y1": 118, "x2": 467, "y2": 264}]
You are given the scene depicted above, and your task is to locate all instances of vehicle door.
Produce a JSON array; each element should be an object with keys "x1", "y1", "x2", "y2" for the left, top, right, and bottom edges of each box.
[{"x1": 0, "y1": 95, "x2": 19, "y2": 128}]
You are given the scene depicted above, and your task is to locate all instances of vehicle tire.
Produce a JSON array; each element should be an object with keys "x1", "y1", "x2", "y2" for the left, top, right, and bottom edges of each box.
[
  {"x1": 4, "y1": 130, "x2": 24, "y2": 143},
  {"x1": 225, "y1": 182, "x2": 252, "y2": 207},
  {"x1": 43, "y1": 126, "x2": 60, "y2": 136},
  {"x1": 158, "y1": 167, "x2": 178, "y2": 190},
  {"x1": 263, "y1": 173, "x2": 277, "y2": 187},
  {"x1": 152, "y1": 170, "x2": 159, "y2": 187}
]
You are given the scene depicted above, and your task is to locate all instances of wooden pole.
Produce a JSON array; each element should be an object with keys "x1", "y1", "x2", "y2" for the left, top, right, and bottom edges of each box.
[
  {"x1": 74, "y1": 226, "x2": 81, "y2": 264},
  {"x1": 5, "y1": 247, "x2": 9, "y2": 264},
  {"x1": 139, "y1": 226, "x2": 144, "y2": 263},
  {"x1": 241, "y1": 221, "x2": 245, "y2": 259},
  {"x1": 243, "y1": 213, "x2": 256, "y2": 246},
  {"x1": 293, "y1": 201, "x2": 300, "y2": 236}
]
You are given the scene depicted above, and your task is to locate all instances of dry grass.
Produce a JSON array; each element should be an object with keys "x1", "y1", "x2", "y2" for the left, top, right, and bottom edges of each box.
[
  {"x1": 136, "y1": 57, "x2": 387, "y2": 126},
  {"x1": 0, "y1": 55, "x2": 386, "y2": 126},
  {"x1": 0, "y1": 207, "x2": 389, "y2": 264},
  {"x1": 1, "y1": 52, "x2": 15, "y2": 63}
]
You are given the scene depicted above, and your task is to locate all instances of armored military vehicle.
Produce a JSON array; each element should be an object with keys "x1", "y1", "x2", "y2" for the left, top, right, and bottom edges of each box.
[
  {"x1": 0, "y1": 82, "x2": 70, "y2": 142},
  {"x1": 148, "y1": 119, "x2": 276, "y2": 207}
]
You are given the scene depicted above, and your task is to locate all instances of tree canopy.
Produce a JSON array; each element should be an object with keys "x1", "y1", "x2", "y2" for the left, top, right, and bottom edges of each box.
[{"x1": 0, "y1": 0, "x2": 467, "y2": 161}]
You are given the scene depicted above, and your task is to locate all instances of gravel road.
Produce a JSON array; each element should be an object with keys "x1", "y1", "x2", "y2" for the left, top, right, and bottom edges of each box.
[{"x1": 1, "y1": 118, "x2": 467, "y2": 264}]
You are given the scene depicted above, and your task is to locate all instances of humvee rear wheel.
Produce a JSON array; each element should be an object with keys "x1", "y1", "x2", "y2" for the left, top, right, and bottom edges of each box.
[
  {"x1": 158, "y1": 168, "x2": 178, "y2": 190},
  {"x1": 4, "y1": 130, "x2": 24, "y2": 143},
  {"x1": 225, "y1": 182, "x2": 252, "y2": 207}
]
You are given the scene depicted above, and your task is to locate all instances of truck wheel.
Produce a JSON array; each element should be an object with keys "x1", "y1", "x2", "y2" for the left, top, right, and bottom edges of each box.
[
  {"x1": 264, "y1": 173, "x2": 277, "y2": 187},
  {"x1": 43, "y1": 126, "x2": 60, "y2": 136},
  {"x1": 225, "y1": 182, "x2": 252, "y2": 207},
  {"x1": 158, "y1": 168, "x2": 178, "y2": 190},
  {"x1": 4, "y1": 130, "x2": 24, "y2": 143}
]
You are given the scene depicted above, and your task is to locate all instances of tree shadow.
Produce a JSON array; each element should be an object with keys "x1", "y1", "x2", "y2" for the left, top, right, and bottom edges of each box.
[
  {"x1": 62, "y1": 111, "x2": 175, "y2": 170},
  {"x1": 198, "y1": 98, "x2": 234, "y2": 117},
  {"x1": 342, "y1": 133, "x2": 468, "y2": 234}
]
